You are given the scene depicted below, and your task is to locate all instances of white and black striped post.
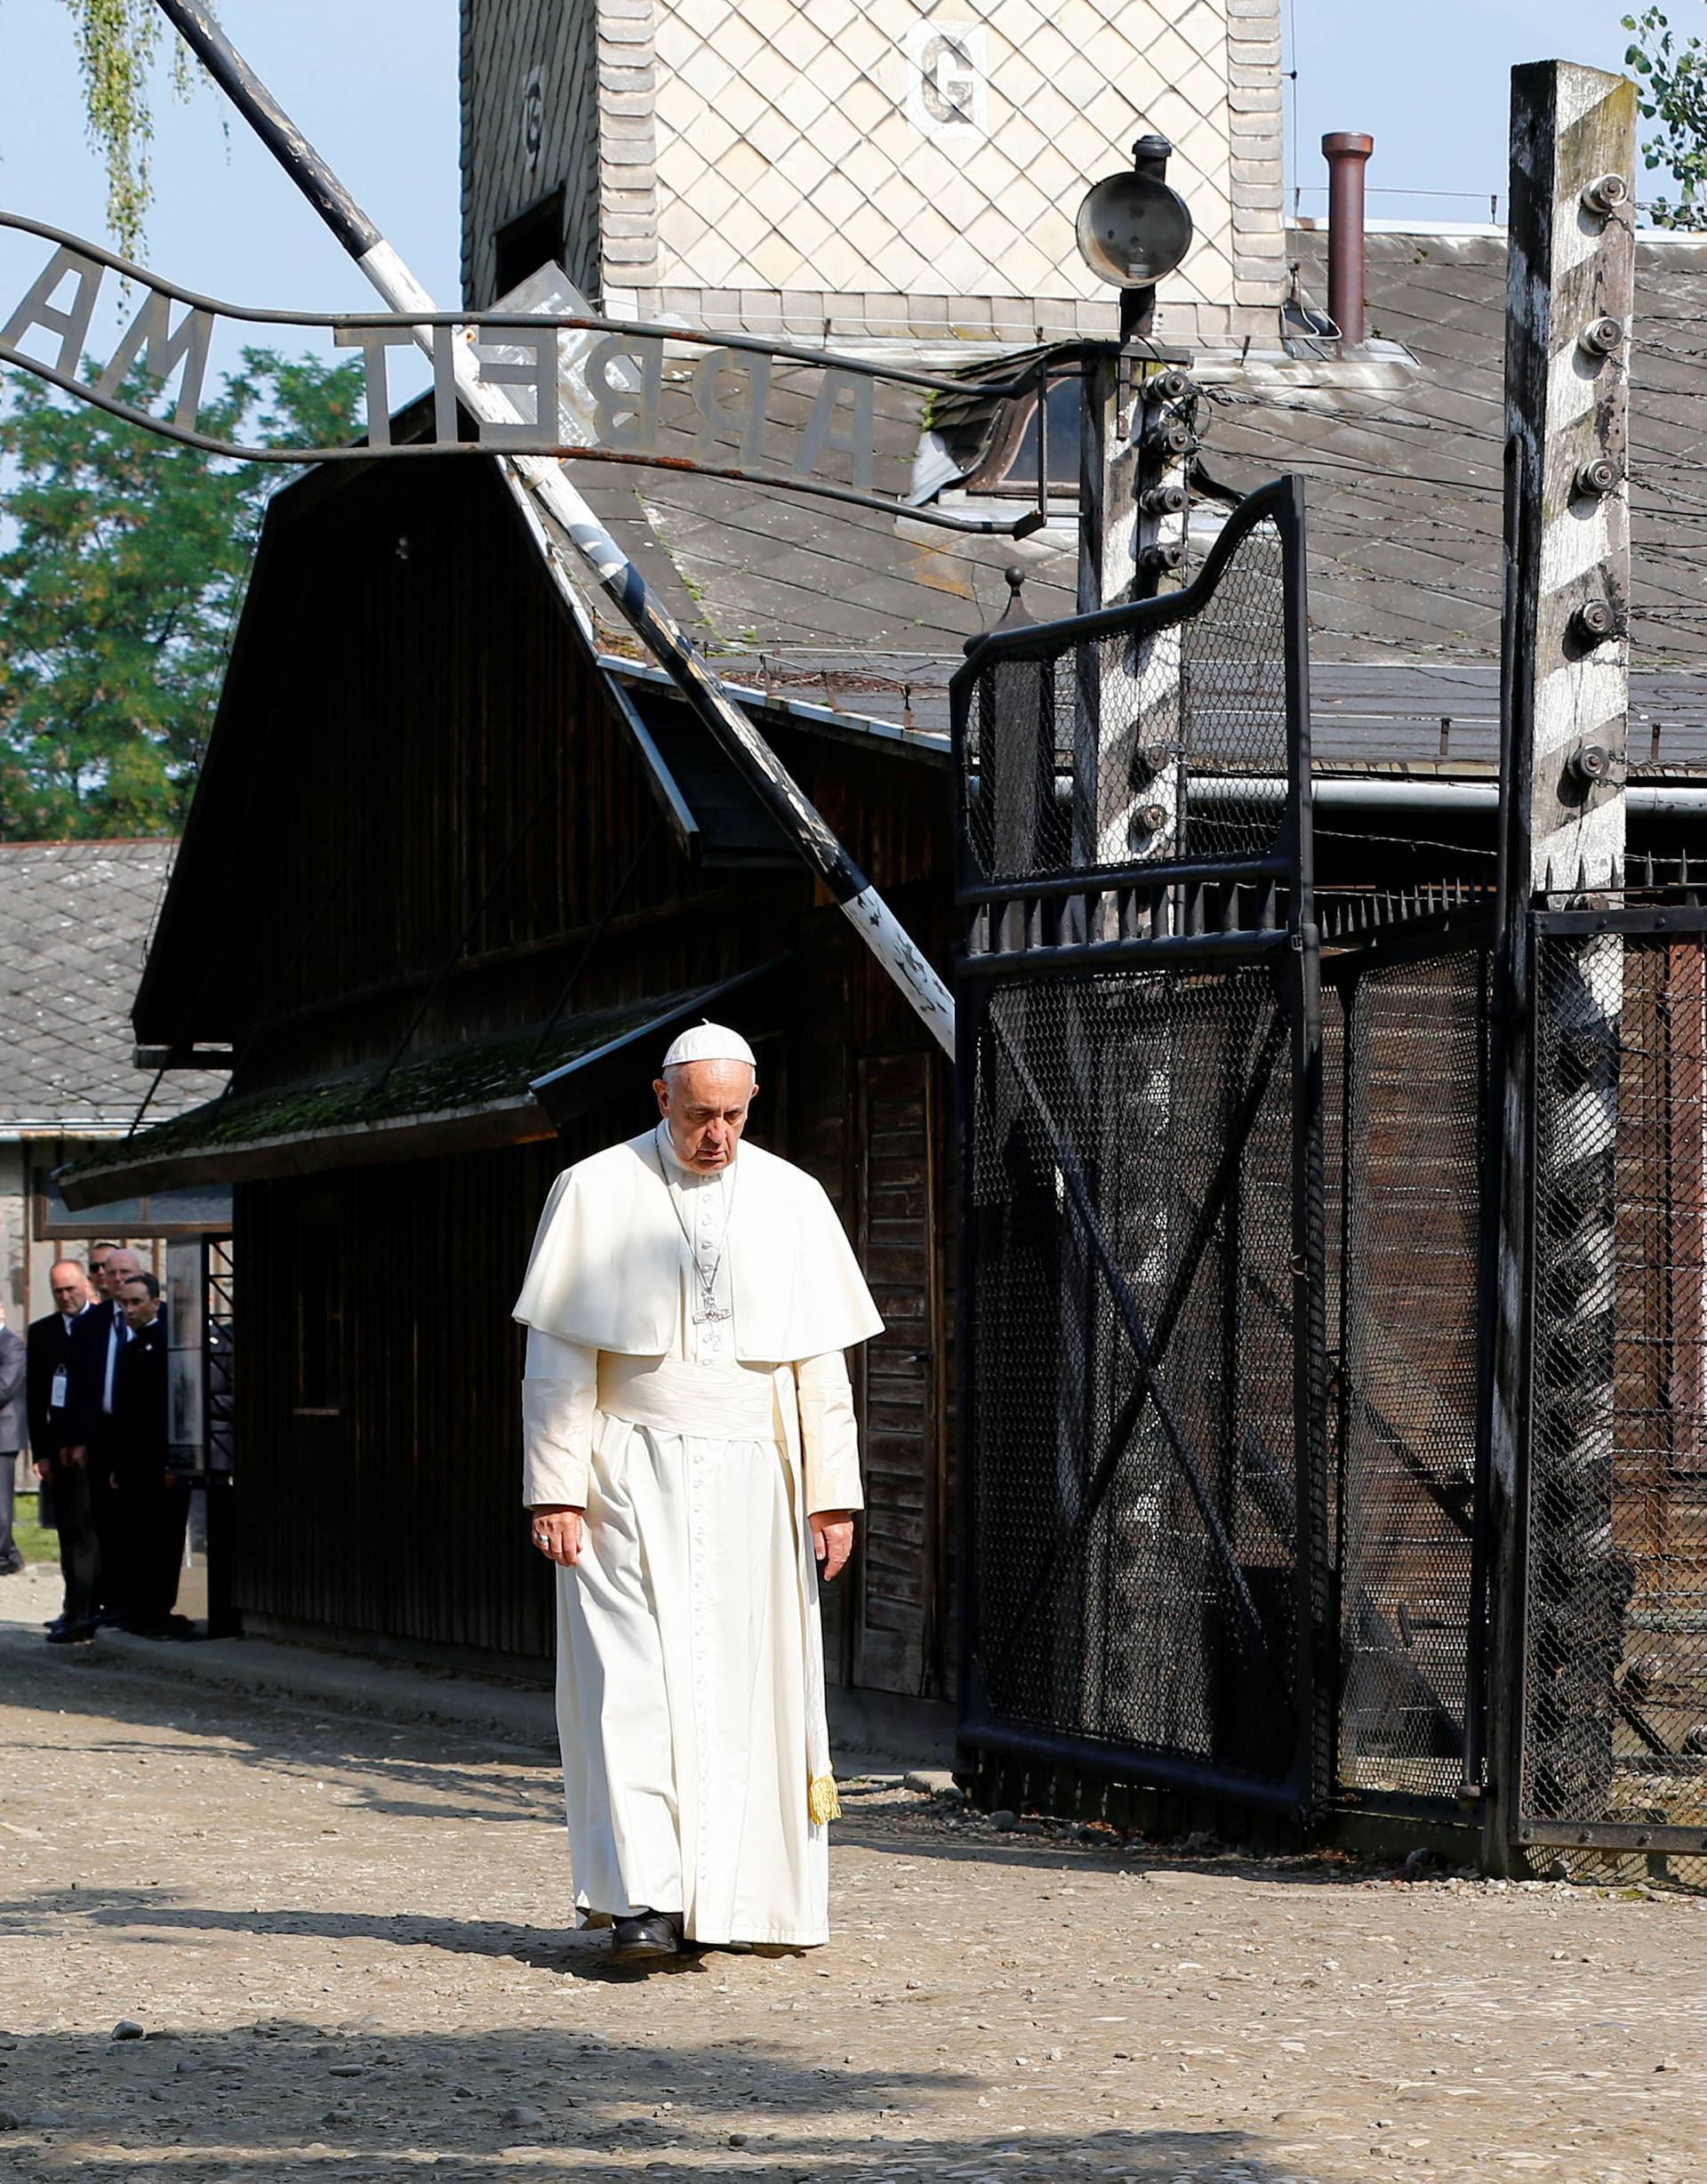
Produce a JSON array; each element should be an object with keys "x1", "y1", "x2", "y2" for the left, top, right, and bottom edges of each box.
[
  {"x1": 1066, "y1": 259, "x2": 1195, "y2": 1726},
  {"x1": 1485, "y1": 60, "x2": 1635, "y2": 1873},
  {"x1": 151, "y1": 0, "x2": 953, "y2": 1058}
]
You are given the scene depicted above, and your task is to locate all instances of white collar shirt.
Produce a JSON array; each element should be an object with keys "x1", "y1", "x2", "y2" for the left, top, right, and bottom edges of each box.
[{"x1": 102, "y1": 1308, "x2": 128, "y2": 1413}]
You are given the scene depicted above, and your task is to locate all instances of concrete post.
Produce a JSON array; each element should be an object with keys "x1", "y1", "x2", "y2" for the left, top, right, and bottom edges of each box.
[{"x1": 1485, "y1": 60, "x2": 1635, "y2": 1874}]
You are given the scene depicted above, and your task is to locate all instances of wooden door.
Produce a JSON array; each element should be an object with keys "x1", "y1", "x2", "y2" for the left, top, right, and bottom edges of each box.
[{"x1": 854, "y1": 1051, "x2": 947, "y2": 1696}]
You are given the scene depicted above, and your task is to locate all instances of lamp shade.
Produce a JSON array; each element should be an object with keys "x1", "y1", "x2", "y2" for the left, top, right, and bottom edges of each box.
[{"x1": 1074, "y1": 169, "x2": 1195, "y2": 288}]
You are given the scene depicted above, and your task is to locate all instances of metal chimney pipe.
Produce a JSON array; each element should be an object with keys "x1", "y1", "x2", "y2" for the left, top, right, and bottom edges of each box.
[{"x1": 1322, "y1": 131, "x2": 1374, "y2": 345}]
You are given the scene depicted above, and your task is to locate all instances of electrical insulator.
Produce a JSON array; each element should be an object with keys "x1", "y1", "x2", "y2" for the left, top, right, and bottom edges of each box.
[
  {"x1": 1581, "y1": 173, "x2": 1631, "y2": 216},
  {"x1": 1580, "y1": 316, "x2": 1625, "y2": 359},
  {"x1": 1138, "y1": 540, "x2": 1186, "y2": 574},
  {"x1": 1140, "y1": 482, "x2": 1188, "y2": 516},
  {"x1": 1137, "y1": 802, "x2": 1170, "y2": 834},
  {"x1": 1141, "y1": 416, "x2": 1194, "y2": 456},
  {"x1": 1569, "y1": 598, "x2": 1618, "y2": 646},
  {"x1": 1573, "y1": 456, "x2": 1620, "y2": 500},
  {"x1": 1567, "y1": 742, "x2": 1613, "y2": 788},
  {"x1": 1148, "y1": 368, "x2": 1192, "y2": 403}
]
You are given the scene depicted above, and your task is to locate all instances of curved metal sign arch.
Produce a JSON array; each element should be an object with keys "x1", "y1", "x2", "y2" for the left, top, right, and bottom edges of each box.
[{"x1": 0, "y1": 212, "x2": 1047, "y2": 539}]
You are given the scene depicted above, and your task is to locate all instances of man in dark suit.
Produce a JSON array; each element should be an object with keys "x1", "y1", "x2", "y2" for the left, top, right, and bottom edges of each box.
[
  {"x1": 108, "y1": 1271, "x2": 184, "y2": 1637},
  {"x1": 28, "y1": 1260, "x2": 93, "y2": 1628},
  {"x1": 62, "y1": 1246, "x2": 143, "y2": 1637},
  {"x1": 0, "y1": 1305, "x2": 25, "y2": 1577}
]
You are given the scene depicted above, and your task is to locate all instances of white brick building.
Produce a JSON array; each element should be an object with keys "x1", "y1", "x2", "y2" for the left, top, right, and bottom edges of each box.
[{"x1": 461, "y1": 0, "x2": 1286, "y2": 344}]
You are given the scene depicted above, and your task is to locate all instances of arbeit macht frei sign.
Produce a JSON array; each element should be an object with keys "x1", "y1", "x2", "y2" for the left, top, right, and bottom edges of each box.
[{"x1": 0, "y1": 215, "x2": 1039, "y2": 536}]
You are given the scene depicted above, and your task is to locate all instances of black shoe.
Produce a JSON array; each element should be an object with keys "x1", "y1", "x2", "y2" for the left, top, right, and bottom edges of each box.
[
  {"x1": 0, "y1": 1558, "x2": 24, "y2": 1577},
  {"x1": 610, "y1": 1910, "x2": 680, "y2": 1962},
  {"x1": 45, "y1": 1620, "x2": 96, "y2": 1645},
  {"x1": 44, "y1": 1614, "x2": 67, "y2": 1635}
]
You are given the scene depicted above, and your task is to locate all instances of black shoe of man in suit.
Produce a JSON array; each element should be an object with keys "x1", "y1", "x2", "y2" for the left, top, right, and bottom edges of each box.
[
  {"x1": 45, "y1": 1619, "x2": 96, "y2": 1644},
  {"x1": 610, "y1": 1910, "x2": 679, "y2": 1961}
]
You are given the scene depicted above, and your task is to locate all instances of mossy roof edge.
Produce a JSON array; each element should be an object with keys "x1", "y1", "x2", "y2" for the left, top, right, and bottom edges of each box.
[{"x1": 61, "y1": 1000, "x2": 677, "y2": 1182}]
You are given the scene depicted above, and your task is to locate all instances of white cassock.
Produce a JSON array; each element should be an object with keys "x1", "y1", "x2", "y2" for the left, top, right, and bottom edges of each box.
[{"x1": 513, "y1": 1124, "x2": 883, "y2": 1947}]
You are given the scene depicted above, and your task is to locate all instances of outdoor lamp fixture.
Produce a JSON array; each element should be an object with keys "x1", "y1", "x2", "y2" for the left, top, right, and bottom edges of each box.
[{"x1": 1075, "y1": 133, "x2": 1195, "y2": 341}]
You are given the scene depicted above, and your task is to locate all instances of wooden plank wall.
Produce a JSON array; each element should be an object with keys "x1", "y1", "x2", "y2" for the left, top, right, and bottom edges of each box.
[
  {"x1": 235, "y1": 1140, "x2": 558, "y2": 1669},
  {"x1": 854, "y1": 1050, "x2": 948, "y2": 1698},
  {"x1": 230, "y1": 927, "x2": 959, "y2": 1698},
  {"x1": 144, "y1": 458, "x2": 690, "y2": 1076}
]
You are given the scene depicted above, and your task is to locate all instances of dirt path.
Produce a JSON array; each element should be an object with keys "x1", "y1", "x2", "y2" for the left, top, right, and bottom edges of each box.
[{"x1": 0, "y1": 1579, "x2": 1703, "y2": 2183}]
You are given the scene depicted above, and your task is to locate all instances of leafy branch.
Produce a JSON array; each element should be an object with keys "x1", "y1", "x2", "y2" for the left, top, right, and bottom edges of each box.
[
  {"x1": 58, "y1": 0, "x2": 204, "y2": 259},
  {"x1": 1624, "y1": 5, "x2": 1707, "y2": 229}
]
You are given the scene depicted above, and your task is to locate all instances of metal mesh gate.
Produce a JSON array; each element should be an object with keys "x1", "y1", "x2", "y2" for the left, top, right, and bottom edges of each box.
[
  {"x1": 953, "y1": 479, "x2": 1331, "y2": 1816},
  {"x1": 952, "y1": 475, "x2": 1502, "y2": 1835},
  {"x1": 1519, "y1": 908, "x2": 1707, "y2": 1863},
  {"x1": 962, "y1": 959, "x2": 1311, "y2": 1796}
]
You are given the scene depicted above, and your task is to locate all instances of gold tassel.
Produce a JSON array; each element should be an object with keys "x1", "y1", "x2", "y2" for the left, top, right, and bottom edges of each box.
[{"x1": 808, "y1": 1773, "x2": 841, "y2": 1825}]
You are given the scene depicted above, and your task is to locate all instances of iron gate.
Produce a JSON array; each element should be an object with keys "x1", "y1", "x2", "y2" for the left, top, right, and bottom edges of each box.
[
  {"x1": 951, "y1": 478, "x2": 1334, "y2": 1814},
  {"x1": 951, "y1": 476, "x2": 1503, "y2": 1832}
]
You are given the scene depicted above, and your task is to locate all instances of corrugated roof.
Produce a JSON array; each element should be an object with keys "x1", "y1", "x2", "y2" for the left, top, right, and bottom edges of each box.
[{"x1": 0, "y1": 840, "x2": 225, "y2": 1131}]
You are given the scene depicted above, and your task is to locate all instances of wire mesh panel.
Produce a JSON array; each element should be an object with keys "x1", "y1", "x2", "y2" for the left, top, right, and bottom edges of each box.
[
  {"x1": 953, "y1": 475, "x2": 1325, "y2": 1822},
  {"x1": 1522, "y1": 923, "x2": 1707, "y2": 1857},
  {"x1": 1334, "y1": 946, "x2": 1489, "y2": 1804},
  {"x1": 958, "y1": 502, "x2": 1292, "y2": 887},
  {"x1": 961, "y1": 958, "x2": 1314, "y2": 1793}
]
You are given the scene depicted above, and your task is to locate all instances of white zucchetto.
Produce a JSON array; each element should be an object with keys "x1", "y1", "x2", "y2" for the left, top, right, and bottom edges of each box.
[{"x1": 661, "y1": 1021, "x2": 757, "y2": 1071}]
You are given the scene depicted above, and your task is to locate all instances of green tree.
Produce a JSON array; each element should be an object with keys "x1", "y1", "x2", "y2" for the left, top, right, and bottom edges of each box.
[
  {"x1": 0, "y1": 348, "x2": 361, "y2": 838},
  {"x1": 1625, "y1": 6, "x2": 1707, "y2": 228}
]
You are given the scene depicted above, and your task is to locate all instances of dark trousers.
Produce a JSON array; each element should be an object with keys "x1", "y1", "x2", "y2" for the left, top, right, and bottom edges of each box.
[
  {"x1": 49, "y1": 1458, "x2": 100, "y2": 1626},
  {"x1": 89, "y1": 1431, "x2": 121, "y2": 1613},
  {"x1": 110, "y1": 1472, "x2": 188, "y2": 1630},
  {"x1": 0, "y1": 1453, "x2": 20, "y2": 1571}
]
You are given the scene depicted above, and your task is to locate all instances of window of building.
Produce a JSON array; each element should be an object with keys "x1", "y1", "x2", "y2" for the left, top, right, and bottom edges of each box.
[
  {"x1": 911, "y1": 375, "x2": 1083, "y2": 510},
  {"x1": 971, "y1": 378, "x2": 1083, "y2": 494},
  {"x1": 493, "y1": 183, "x2": 567, "y2": 301}
]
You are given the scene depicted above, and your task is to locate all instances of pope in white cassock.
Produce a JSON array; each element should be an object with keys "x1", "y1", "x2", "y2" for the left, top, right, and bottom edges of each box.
[{"x1": 513, "y1": 1023, "x2": 883, "y2": 1961}]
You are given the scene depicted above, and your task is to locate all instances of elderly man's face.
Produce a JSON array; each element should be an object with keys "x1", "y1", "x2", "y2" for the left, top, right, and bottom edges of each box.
[
  {"x1": 103, "y1": 1249, "x2": 143, "y2": 1297},
  {"x1": 653, "y1": 1060, "x2": 757, "y2": 1173},
  {"x1": 51, "y1": 1263, "x2": 89, "y2": 1313}
]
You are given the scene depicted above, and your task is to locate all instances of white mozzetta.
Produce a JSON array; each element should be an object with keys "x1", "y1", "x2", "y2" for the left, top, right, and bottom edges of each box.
[{"x1": 512, "y1": 1129, "x2": 885, "y2": 1361}]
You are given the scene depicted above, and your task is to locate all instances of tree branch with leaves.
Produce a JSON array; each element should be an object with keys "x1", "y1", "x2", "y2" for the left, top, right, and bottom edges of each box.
[
  {"x1": 1625, "y1": 5, "x2": 1707, "y2": 228},
  {"x1": 60, "y1": 0, "x2": 203, "y2": 259}
]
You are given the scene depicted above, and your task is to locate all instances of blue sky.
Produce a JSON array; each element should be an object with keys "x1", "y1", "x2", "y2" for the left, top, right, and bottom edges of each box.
[
  {"x1": 0, "y1": 0, "x2": 463, "y2": 351},
  {"x1": 1287, "y1": 0, "x2": 1640, "y2": 224},
  {"x1": 0, "y1": 0, "x2": 1668, "y2": 339}
]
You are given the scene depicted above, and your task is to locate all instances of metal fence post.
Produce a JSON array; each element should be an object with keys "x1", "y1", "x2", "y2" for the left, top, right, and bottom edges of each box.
[{"x1": 1486, "y1": 60, "x2": 1635, "y2": 1872}]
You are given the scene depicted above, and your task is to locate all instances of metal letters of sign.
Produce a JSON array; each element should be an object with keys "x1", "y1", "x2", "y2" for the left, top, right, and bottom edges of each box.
[{"x1": 0, "y1": 211, "x2": 1042, "y2": 536}]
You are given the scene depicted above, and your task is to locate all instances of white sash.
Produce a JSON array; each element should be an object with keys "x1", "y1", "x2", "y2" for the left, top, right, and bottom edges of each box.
[{"x1": 596, "y1": 1354, "x2": 776, "y2": 1440}]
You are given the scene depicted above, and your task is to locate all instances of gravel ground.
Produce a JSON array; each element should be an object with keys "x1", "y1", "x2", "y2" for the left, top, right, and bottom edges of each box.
[{"x1": 1, "y1": 1562, "x2": 1704, "y2": 2184}]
